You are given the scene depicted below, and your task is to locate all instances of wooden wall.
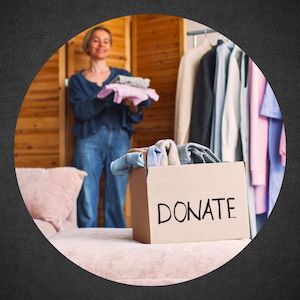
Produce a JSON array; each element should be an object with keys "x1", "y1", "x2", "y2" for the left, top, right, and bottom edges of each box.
[
  {"x1": 15, "y1": 48, "x2": 66, "y2": 167},
  {"x1": 131, "y1": 14, "x2": 184, "y2": 148}
]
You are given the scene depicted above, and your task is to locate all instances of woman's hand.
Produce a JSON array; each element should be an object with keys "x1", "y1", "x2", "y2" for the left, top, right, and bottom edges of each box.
[{"x1": 122, "y1": 97, "x2": 139, "y2": 113}]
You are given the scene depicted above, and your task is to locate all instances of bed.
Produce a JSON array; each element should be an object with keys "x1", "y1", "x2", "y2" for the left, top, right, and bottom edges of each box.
[{"x1": 16, "y1": 167, "x2": 250, "y2": 286}]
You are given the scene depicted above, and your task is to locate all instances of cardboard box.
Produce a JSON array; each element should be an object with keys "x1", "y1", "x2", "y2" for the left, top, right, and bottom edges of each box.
[{"x1": 129, "y1": 161, "x2": 250, "y2": 244}]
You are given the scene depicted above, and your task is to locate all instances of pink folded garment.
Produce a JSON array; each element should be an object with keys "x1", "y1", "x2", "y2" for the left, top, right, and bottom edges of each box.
[{"x1": 97, "y1": 83, "x2": 159, "y2": 105}]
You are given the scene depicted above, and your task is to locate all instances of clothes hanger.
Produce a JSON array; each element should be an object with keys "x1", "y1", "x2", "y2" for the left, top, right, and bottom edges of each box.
[
  {"x1": 193, "y1": 34, "x2": 198, "y2": 48},
  {"x1": 203, "y1": 28, "x2": 214, "y2": 47},
  {"x1": 217, "y1": 33, "x2": 228, "y2": 44}
]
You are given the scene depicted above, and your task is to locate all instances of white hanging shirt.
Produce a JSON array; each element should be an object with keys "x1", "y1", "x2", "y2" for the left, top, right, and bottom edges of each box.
[{"x1": 174, "y1": 38, "x2": 212, "y2": 145}]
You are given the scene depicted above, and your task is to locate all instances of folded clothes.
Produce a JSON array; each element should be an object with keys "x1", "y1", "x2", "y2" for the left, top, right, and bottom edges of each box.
[
  {"x1": 128, "y1": 145, "x2": 162, "y2": 167},
  {"x1": 110, "y1": 152, "x2": 145, "y2": 176},
  {"x1": 111, "y1": 75, "x2": 151, "y2": 89},
  {"x1": 97, "y1": 84, "x2": 159, "y2": 105},
  {"x1": 177, "y1": 142, "x2": 221, "y2": 164},
  {"x1": 147, "y1": 145, "x2": 162, "y2": 167},
  {"x1": 127, "y1": 147, "x2": 148, "y2": 154},
  {"x1": 111, "y1": 141, "x2": 220, "y2": 176},
  {"x1": 155, "y1": 139, "x2": 181, "y2": 166}
]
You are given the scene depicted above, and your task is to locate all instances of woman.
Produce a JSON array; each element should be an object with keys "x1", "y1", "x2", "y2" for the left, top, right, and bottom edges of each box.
[{"x1": 68, "y1": 26, "x2": 151, "y2": 228}]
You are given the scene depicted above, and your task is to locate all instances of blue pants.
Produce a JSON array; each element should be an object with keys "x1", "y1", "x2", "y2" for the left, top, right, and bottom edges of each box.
[{"x1": 73, "y1": 126, "x2": 130, "y2": 228}]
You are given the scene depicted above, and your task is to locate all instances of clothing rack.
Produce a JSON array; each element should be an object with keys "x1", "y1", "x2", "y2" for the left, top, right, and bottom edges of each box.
[{"x1": 187, "y1": 28, "x2": 217, "y2": 48}]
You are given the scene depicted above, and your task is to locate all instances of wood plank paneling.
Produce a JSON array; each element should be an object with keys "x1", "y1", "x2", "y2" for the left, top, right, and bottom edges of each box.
[
  {"x1": 131, "y1": 14, "x2": 183, "y2": 148},
  {"x1": 14, "y1": 48, "x2": 65, "y2": 168},
  {"x1": 15, "y1": 116, "x2": 59, "y2": 132},
  {"x1": 14, "y1": 154, "x2": 59, "y2": 168},
  {"x1": 15, "y1": 132, "x2": 59, "y2": 151},
  {"x1": 59, "y1": 46, "x2": 67, "y2": 166}
]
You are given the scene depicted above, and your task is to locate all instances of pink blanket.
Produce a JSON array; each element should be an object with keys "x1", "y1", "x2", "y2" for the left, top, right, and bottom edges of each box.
[
  {"x1": 97, "y1": 83, "x2": 159, "y2": 105},
  {"x1": 49, "y1": 228, "x2": 250, "y2": 286}
]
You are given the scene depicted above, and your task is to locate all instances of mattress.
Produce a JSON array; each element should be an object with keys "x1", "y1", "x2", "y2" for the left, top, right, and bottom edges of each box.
[{"x1": 49, "y1": 228, "x2": 250, "y2": 286}]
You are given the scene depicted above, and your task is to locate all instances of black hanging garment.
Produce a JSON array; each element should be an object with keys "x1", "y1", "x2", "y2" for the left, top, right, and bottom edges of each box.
[{"x1": 189, "y1": 41, "x2": 222, "y2": 147}]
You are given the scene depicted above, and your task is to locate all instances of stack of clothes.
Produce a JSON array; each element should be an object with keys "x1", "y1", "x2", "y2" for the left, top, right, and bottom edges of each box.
[
  {"x1": 110, "y1": 139, "x2": 220, "y2": 176},
  {"x1": 97, "y1": 75, "x2": 159, "y2": 104}
]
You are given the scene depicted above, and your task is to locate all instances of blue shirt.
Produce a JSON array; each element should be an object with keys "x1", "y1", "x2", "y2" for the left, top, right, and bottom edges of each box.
[
  {"x1": 210, "y1": 41, "x2": 234, "y2": 159},
  {"x1": 68, "y1": 67, "x2": 152, "y2": 138}
]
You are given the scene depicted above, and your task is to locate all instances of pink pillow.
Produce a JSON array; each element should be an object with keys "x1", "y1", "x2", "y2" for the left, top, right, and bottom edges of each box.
[
  {"x1": 15, "y1": 167, "x2": 86, "y2": 231},
  {"x1": 33, "y1": 219, "x2": 57, "y2": 238}
]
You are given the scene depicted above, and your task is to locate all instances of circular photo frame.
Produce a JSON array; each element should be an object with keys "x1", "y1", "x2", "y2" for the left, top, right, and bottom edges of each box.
[{"x1": 14, "y1": 14, "x2": 286, "y2": 286}]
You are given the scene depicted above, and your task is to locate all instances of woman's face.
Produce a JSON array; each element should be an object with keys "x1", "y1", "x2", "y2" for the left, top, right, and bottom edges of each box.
[{"x1": 87, "y1": 29, "x2": 111, "y2": 60}]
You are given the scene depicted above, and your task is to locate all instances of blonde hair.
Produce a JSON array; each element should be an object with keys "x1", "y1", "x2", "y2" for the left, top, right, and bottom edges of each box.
[{"x1": 82, "y1": 26, "x2": 113, "y2": 54}]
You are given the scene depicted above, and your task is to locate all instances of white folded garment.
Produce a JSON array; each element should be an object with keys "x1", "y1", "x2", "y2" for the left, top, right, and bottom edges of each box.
[{"x1": 111, "y1": 75, "x2": 151, "y2": 89}]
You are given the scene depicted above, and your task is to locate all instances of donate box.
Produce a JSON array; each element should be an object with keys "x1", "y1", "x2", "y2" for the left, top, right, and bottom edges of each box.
[{"x1": 129, "y1": 162, "x2": 250, "y2": 244}]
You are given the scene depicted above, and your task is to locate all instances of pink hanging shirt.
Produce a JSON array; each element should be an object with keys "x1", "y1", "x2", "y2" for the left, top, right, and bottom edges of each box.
[{"x1": 248, "y1": 59, "x2": 269, "y2": 214}]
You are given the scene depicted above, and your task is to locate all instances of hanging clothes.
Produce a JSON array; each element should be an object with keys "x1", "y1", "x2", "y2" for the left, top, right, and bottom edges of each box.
[
  {"x1": 260, "y1": 83, "x2": 286, "y2": 216},
  {"x1": 240, "y1": 53, "x2": 250, "y2": 164},
  {"x1": 174, "y1": 38, "x2": 212, "y2": 145},
  {"x1": 279, "y1": 126, "x2": 286, "y2": 166},
  {"x1": 248, "y1": 59, "x2": 269, "y2": 215},
  {"x1": 221, "y1": 45, "x2": 243, "y2": 162},
  {"x1": 189, "y1": 42, "x2": 221, "y2": 147},
  {"x1": 239, "y1": 52, "x2": 257, "y2": 238},
  {"x1": 210, "y1": 41, "x2": 235, "y2": 159}
]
